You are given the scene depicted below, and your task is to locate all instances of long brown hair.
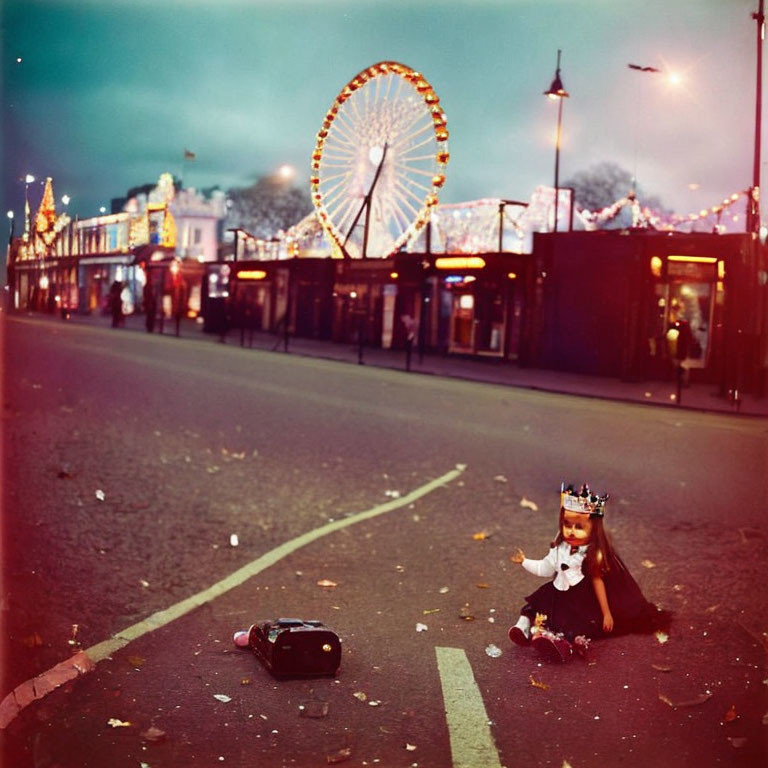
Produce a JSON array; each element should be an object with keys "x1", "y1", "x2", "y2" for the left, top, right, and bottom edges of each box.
[{"x1": 552, "y1": 507, "x2": 618, "y2": 577}]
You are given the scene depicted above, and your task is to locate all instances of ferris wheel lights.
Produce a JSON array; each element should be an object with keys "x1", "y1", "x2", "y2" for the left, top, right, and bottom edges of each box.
[{"x1": 312, "y1": 61, "x2": 448, "y2": 259}]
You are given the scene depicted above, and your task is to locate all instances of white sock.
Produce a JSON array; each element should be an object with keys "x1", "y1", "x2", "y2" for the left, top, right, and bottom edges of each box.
[{"x1": 514, "y1": 615, "x2": 531, "y2": 638}]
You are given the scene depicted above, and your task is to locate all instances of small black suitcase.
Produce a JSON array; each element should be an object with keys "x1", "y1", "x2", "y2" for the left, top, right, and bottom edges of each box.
[{"x1": 247, "y1": 618, "x2": 342, "y2": 678}]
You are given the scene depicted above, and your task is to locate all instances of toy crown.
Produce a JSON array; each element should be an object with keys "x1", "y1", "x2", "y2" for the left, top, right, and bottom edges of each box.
[{"x1": 560, "y1": 483, "x2": 608, "y2": 517}]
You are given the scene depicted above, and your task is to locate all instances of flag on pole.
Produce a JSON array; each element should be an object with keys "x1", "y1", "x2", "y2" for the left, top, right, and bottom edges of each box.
[{"x1": 184, "y1": 148, "x2": 196, "y2": 160}]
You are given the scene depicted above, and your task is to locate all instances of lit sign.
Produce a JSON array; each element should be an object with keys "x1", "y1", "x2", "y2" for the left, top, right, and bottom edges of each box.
[
  {"x1": 435, "y1": 256, "x2": 486, "y2": 270},
  {"x1": 236, "y1": 270, "x2": 267, "y2": 280},
  {"x1": 507, "y1": 272, "x2": 518, "y2": 280},
  {"x1": 667, "y1": 255, "x2": 717, "y2": 264}
]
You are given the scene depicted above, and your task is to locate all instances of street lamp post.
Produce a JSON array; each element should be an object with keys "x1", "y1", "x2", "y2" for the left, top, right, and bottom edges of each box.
[
  {"x1": 748, "y1": 0, "x2": 765, "y2": 234},
  {"x1": 544, "y1": 50, "x2": 569, "y2": 233}
]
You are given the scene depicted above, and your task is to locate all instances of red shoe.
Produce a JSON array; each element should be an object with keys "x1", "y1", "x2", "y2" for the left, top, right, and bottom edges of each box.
[
  {"x1": 532, "y1": 632, "x2": 572, "y2": 663},
  {"x1": 508, "y1": 626, "x2": 530, "y2": 646}
]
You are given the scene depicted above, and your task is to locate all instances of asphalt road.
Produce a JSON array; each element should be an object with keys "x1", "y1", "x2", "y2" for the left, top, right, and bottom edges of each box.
[{"x1": 1, "y1": 314, "x2": 766, "y2": 768}]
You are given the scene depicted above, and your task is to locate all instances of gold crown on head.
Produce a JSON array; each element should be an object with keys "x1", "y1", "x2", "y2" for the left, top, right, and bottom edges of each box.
[{"x1": 560, "y1": 483, "x2": 608, "y2": 517}]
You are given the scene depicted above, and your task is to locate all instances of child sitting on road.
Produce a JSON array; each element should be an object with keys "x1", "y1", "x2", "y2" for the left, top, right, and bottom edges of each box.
[{"x1": 508, "y1": 483, "x2": 670, "y2": 662}]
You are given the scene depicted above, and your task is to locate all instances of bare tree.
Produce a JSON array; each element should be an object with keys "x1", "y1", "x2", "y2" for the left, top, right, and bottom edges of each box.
[
  {"x1": 564, "y1": 162, "x2": 668, "y2": 228},
  {"x1": 226, "y1": 176, "x2": 313, "y2": 238}
]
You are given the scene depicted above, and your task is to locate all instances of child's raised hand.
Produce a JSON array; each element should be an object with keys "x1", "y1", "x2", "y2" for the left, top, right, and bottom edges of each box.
[{"x1": 510, "y1": 548, "x2": 525, "y2": 564}]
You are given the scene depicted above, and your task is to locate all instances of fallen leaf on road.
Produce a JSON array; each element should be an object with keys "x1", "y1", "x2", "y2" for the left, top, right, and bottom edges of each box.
[
  {"x1": 658, "y1": 691, "x2": 712, "y2": 709},
  {"x1": 455, "y1": 463, "x2": 467, "y2": 471},
  {"x1": 476, "y1": 583, "x2": 490, "y2": 589},
  {"x1": 438, "y1": 586, "x2": 450, "y2": 594},
  {"x1": 229, "y1": 534, "x2": 239, "y2": 547},
  {"x1": 640, "y1": 559, "x2": 656, "y2": 569},
  {"x1": 651, "y1": 664, "x2": 673, "y2": 673},
  {"x1": 705, "y1": 604, "x2": 720, "y2": 614},
  {"x1": 520, "y1": 497, "x2": 539, "y2": 512},
  {"x1": 317, "y1": 579, "x2": 338, "y2": 588},
  {"x1": 326, "y1": 746, "x2": 352, "y2": 764},
  {"x1": 140, "y1": 726, "x2": 166, "y2": 742},
  {"x1": 416, "y1": 623, "x2": 428, "y2": 632},
  {"x1": 95, "y1": 490, "x2": 106, "y2": 501},
  {"x1": 405, "y1": 743, "x2": 417, "y2": 751},
  {"x1": 494, "y1": 475, "x2": 508, "y2": 483},
  {"x1": 654, "y1": 631, "x2": 669, "y2": 644},
  {"x1": 472, "y1": 531, "x2": 491, "y2": 540},
  {"x1": 384, "y1": 489, "x2": 401, "y2": 498},
  {"x1": 127, "y1": 655, "x2": 145, "y2": 668},
  {"x1": 721, "y1": 704, "x2": 738, "y2": 724},
  {"x1": 213, "y1": 694, "x2": 232, "y2": 703},
  {"x1": 107, "y1": 718, "x2": 131, "y2": 728},
  {"x1": 368, "y1": 700, "x2": 381, "y2": 707},
  {"x1": 529, "y1": 675, "x2": 549, "y2": 690},
  {"x1": 352, "y1": 691, "x2": 367, "y2": 702},
  {"x1": 241, "y1": 678, "x2": 251, "y2": 686},
  {"x1": 422, "y1": 608, "x2": 440, "y2": 615},
  {"x1": 458, "y1": 605, "x2": 475, "y2": 621}
]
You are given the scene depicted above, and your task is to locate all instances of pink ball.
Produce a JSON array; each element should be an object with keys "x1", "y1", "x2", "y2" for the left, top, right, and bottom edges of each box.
[{"x1": 233, "y1": 630, "x2": 249, "y2": 648}]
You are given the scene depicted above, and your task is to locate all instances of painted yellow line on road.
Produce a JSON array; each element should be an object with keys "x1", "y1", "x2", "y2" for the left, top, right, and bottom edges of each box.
[
  {"x1": 435, "y1": 646, "x2": 503, "y2": 768},
  {"x1": 0, "y1": 466, "x2": 464, "y2": 729}
]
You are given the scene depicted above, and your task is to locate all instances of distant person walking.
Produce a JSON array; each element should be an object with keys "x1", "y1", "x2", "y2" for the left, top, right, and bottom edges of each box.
[
  {"x1": 401, "y1": 314, "x2": 416, "y2": 371},
  {"x1": 109, "y1": 280, "x2": 124, "y2": 328},
  {"x1": 143, "y1": 279, "x2": 157, "y2": 333}
]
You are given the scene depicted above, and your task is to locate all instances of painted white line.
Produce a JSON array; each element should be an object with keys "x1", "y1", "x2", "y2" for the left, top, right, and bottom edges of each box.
[
  {"x1": 435, "y1": 646, "x2": 503, "y2": 768},
  {"x1": 0, "y1": 466, "x2": 464, "y2": 729}
]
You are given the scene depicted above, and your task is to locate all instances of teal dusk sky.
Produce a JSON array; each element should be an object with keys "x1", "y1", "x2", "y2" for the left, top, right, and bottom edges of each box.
[{"x1": 3, "y1": 0, "x2": 763, "y2": 228}]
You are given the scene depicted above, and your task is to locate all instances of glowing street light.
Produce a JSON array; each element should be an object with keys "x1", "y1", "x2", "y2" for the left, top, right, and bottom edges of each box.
[
  {"x1": 543, "y1": 49, "x2": 569, "y2": 233},
  {"x1": 61, "y1": 195, "x2": 71, "y2": 206},
  {"x1": 6, "y1": 210, "x2": 14, "y2": 245},
  {"x1": 277, "y1": 164, "x2": 295, "y2": 181}
]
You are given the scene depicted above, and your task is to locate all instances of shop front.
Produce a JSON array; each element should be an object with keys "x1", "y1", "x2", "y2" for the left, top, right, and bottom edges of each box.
[
  {"x1": 525, "y1": 230, "x2": 766, "y2": 390},
  {"x1": 331, "y1": 259, "x2": 396, "y2": 347},
  {"x1": 420, "y1": 253, "x2": 530, "y2": 359},
  {"x1": 647, "y1": 254, "x2": 721, "y2": 377}
]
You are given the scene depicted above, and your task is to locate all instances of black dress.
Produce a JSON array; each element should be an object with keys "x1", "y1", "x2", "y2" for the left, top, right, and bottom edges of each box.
[{"x1": 521, "y1": 553, "x2": 669, "y2": 640}]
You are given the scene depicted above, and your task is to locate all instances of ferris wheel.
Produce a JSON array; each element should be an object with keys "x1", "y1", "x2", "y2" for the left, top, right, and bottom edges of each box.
[{"x1": 311, "y1": 61, "x2": 449, "y2": 259}]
